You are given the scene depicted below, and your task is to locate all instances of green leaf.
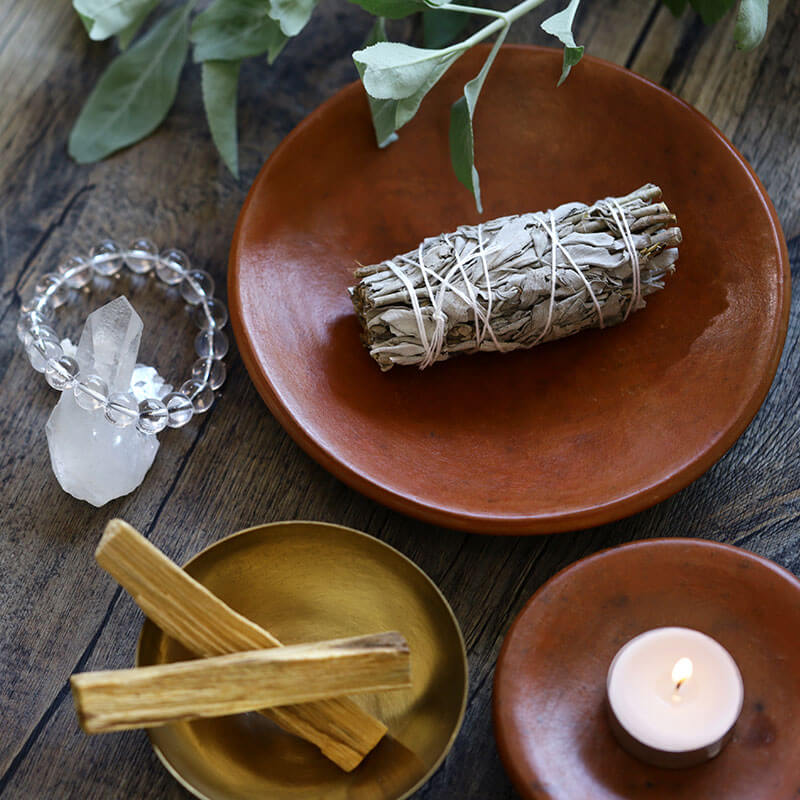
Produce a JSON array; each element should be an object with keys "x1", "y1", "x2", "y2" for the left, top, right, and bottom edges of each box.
[
  {"x1": 116, "y1": 0, "x2": 158, "y2": 49},
  {"x1": 734, "y1": 0, "x2": 768, "y2": 49},
  {"x1": 354, "y1": 41, "x2": 465, "y2": 139},
  {"x1": 450, "y1": 99, "x2": 479, "y2": 209},
  {"x1": 202, "y1": 60, "x2": 240, "y2": 177},
  {"x1": 541, "y1": 0, "x2": 584, "y2": 86},
  {"x1": 355, "y1": 40, "x2": 462, "y2": 96},
  {"x1": 661, "y1": 0, "x2": 688, "y2": 15},
  {"x1": 448, "y1": 27, "x2": 506, "y2": 213},
  {"x1": 191, "y1": 0, "x2": 287, "y2": 63},
  {"x1": 423, "y1": 5, "x2": 470, "y2": 49},
  {"x1": 359, "y1": 19, "x2": 400, "y2": 147},
  {"x1": 74, "y1": 0, "x2": 159, "y2": 40},
  {"x1": 268, "y1": 0, "x2": 317, "y2": 36},
  {"x1": 688, "y1": 0, "x2": 736, "y2": 24},
  {"x1": 348, "y1": 0, "x2": 421, "y2": 18},
  {"x1": 68, "y1": 3, "x2": 191, "y2": 163},
  {"x1": 77, "y1": 11, "x2": 94, "y2": 33}
]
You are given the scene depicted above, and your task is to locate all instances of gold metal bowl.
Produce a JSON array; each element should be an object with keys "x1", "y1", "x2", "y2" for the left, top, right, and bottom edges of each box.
[{"x1": 136, "y1": 521, "x2": 468, "y2": 799}]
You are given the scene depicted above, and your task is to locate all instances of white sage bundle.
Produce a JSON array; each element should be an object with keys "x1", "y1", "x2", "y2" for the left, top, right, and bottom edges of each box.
[{"x1": 349, "y1": 184, "x2": 681, "y2": 371}]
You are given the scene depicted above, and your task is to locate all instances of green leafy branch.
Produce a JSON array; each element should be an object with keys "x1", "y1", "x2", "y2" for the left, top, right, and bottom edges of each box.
[{"x1": 69, "y1": 0, "x2": 770, "y2": 204}]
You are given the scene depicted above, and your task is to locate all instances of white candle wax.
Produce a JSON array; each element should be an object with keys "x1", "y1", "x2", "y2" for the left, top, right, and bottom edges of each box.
[{"x1": 606, "y1": 627, "x2": 743, "y2": 767}]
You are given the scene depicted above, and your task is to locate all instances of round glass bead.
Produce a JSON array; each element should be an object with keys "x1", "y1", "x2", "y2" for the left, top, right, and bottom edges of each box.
[
  {"x1": 180, "y1": 379, "x2": 215, "y2": 413},
  {"x1": 20, "y1": 295, "x2": 54, "y2": 317},
  {"x1": 125, "y1": 238, "x2": 158, "y2": 274},
  {"x1": 163, "y1": 391, "x2": 194, "y2": 428},
  {"x1": 195, "y1": 329, "x2": 228, "y2": 360},
  {"x1": 45, "y1": 355, "x2": 80, "y2": 390},
  {"x1": 192, "y1": 298, "x2": 228, "y2": 330},
  {"x1": 191, "y1": 358, "x2": 226, "y2": 390},
  {"x1": 180, "y1": 270, "x2": 215, "y2": 305},
  {"x1": 90, "y1": 240, "x2": 124, "y2": 277},
  {"x1": 26, "y1": 337, "x2": 63, "y2": 373},
  {"x1": 58, "y1": 255, "x2": 93, "y2": 289},
  {"x1": 136, "y1": 398, "x2": 168, "y2": 434},
  {"x1": 74, "y1": 374, "x2": 109, "y2": 411},
  {"x1": 17, "y1": 310, "x2": 54, "y2": 344},
  {"x1": 25, "y1": 325, "x2": 60, "y2": 351},
  {"x1": 105, "y1": 392, "x2": 139, "y2": 426},
  {"x1": 34, "y1": 273, "x2": 69, "y2": 308},
  {"x1": 155, "y1": 248, "x2": 189, "y2": 285}
]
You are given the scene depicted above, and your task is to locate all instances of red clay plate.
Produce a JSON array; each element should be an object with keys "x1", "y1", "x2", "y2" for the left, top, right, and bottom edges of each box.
[
  {"x1": 229, "y1": 45, "x2": 789, "y2": 534},
  {"x1": 492, "y1": 539, "x2": 800, "y2": 799}
]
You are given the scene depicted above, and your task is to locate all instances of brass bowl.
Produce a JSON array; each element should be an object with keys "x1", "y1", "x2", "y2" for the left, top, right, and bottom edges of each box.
[{"x1": 136, "y1": 521, "x2": 468, "y2": 799}]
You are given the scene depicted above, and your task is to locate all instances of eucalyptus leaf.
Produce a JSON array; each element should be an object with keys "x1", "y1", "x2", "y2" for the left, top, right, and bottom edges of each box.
[
  {"x1": 359, "y1": 19, "x2": 400, "y2": 147},
  {"x1": 734, "y1": 0, "x2": 768, "y2": 49},
  {"x1": 116, "y1": 0, "x2": 158, "y2": 49},
  {"x1": 448, "y1": 27, "x2": 506, "y2": 213},
  {"x1": 423, "y1": 4, "x2": 470, "y2": 49},
  {"x1": 74, "y1": 0, "x2": 159, "y2": 40},
  {"x1": 689, "y1": 0, "x2": 736, "y2": 24},
  {"x1": 348, "y1": 0, "x2": 422, "y2": 18},
  {"x1": 541, "y1": 0, "x2": 584, "y2": 86},
  {"x1": 69, "y1": 3, "x2": 192, "y2": 163},
  {"x1": 191, "y1": 0, "x2": 287, "y2": 63},
  {"x1": 201, "y1": 60, "x2": 240, "y2": 178},
  {"x1": 268, "y1": 0, "x2": 317, "y2": 37}
]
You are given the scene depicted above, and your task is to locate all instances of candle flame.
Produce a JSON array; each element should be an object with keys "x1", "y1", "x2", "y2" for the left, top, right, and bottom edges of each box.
[{"x1": 672, "y1": 657, "x2": 693, "y2": 690}]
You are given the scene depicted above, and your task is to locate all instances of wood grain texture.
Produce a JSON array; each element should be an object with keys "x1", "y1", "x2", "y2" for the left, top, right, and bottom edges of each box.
[
  {"x1": 0, "y1": 0, "x2": 797, "y2": 797},
  {"x1": 94, "y1": 518, "x2": 388, "y2": 769},
  {"x1": 71, "y1": 632, "x2": 410, "y2": 734}
]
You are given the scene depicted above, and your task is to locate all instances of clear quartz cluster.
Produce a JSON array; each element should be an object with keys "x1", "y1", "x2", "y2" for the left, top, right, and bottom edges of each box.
[
  {"x1": 46, "y1": 297, "x2": 160, "y2": 507},
  {"x1": 18, "y1": 238, "x2": 230, "y2": 506}
]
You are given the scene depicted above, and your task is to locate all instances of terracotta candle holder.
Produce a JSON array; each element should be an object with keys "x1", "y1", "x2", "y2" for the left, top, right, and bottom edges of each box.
[{"x1": 493, "y1": 538, "x2": 800, "y2": 799}]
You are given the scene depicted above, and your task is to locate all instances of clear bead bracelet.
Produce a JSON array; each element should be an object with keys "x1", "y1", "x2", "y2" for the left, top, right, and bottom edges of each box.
[{"x1": 17, "y1": 239, "x2": 228, "y2": 435}]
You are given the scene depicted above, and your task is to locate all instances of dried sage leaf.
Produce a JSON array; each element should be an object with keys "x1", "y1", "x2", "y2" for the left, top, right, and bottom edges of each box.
[{"x1": 350, "y1": 184, "x2": 682, "y2": 371}]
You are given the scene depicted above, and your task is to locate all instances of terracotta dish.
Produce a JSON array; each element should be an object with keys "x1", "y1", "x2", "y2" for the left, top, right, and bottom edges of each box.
[
  {"x1": 493, "y1": 538, "x2": 800, "y2": 799},
  {"x1": 229, "y1": 45, "x2": 789, "y2": 534},
  {"x1": 138, "y1": 521, "x2": 468, "y2": 800}
]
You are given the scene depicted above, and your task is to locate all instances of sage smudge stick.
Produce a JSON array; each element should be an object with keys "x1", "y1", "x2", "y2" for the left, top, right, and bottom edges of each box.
[{"x1": 349, "y1": 184, "x2": 681, "y2": 370}]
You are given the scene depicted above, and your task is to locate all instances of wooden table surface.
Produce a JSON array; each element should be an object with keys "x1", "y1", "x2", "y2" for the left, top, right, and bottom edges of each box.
[{"x1": 1, "y1": 1, "x2": 798, "y2": 798}]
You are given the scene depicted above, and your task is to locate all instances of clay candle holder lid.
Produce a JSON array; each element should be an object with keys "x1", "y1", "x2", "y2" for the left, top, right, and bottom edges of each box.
[{"x1": 492, "y1": 539, "x2": 800, "y2": 799}]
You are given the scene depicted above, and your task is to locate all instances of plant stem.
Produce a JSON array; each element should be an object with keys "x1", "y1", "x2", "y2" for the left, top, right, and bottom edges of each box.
[
  {"x1": 438, "y1": 0, "x2": 550, "y2": 53},
  {"x1": 441, "y1": 4, "x2": 507, "y2": 18}
]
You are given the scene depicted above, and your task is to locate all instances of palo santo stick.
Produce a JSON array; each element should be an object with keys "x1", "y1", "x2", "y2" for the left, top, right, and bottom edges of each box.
[
  {"x1": 71, "y1": 632, "x2": 410, "y2": 735},
  {"x1": 96, "y1": 520, "x2": 389, "y2": 771}
]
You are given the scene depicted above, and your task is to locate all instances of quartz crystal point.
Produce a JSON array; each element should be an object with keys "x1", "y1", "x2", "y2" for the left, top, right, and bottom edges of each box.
[{"x1": 46, "y1": 297, "x2": 159, "y2": 506}]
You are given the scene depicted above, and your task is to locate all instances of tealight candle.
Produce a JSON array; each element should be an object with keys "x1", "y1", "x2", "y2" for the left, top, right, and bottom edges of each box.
[{"x1": 606, "y1": 627, "x2": 743, "y2": 768}]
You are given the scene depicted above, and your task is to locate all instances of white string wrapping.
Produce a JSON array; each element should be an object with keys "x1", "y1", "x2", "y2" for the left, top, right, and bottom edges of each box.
[
  {"x1": 352, "y1": 184, "x2": 682, "y2": 372},
  {"x1": 386, "y1": 209, "x2": 619, "y2": 369},
  {"x1": 603, "y1": 198, "x2": 642, "y2": 320}
]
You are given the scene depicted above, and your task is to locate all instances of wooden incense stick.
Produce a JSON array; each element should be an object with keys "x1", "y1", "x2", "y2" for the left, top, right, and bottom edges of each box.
[
  {"x1": 96, "y1": 519, "x2": 390, "y2": 771},
  {"x1": 71, "y1": 632, "x2": 410, "y2": 734}
]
